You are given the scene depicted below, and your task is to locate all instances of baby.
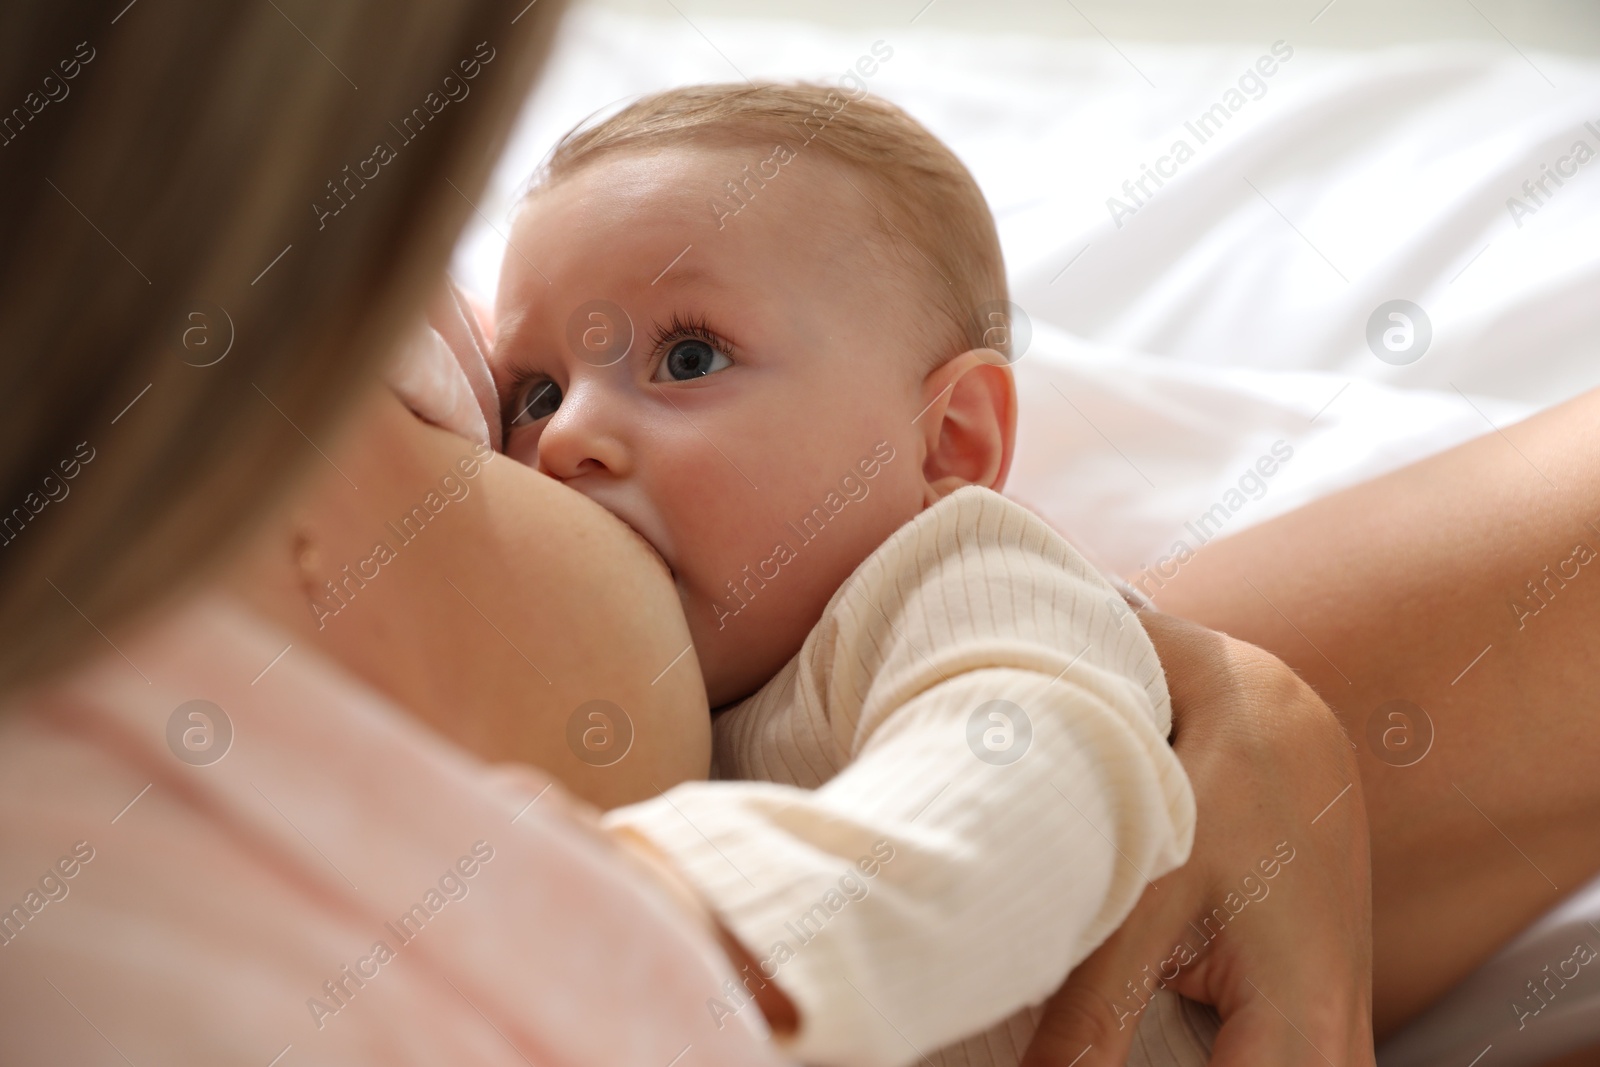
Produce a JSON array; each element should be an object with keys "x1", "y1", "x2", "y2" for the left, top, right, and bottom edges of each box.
[{"x1": 489, "y1": 83, "x2": 1213, "y2": 1066}]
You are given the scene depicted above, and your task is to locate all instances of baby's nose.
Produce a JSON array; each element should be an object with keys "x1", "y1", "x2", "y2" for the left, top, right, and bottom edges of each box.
[{"x1": 533, "y1": 385, "x2": 633, "y2": 481}]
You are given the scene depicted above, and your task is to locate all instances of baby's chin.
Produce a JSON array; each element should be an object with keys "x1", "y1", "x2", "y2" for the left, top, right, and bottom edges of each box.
[{"x1": 685, "y1": 607, "x2": 785, "y2": 710}]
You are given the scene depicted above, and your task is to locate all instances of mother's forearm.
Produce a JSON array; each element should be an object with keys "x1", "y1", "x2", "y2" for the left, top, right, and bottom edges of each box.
[{"x1": 1146, "y1": 386, "x2": 1600, "y2": 1038}]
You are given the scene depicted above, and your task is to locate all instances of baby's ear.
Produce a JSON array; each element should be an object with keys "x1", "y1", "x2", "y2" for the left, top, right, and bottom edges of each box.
[{"x1": 915, "y1": 349, "x2": 1016, "y2": 505}]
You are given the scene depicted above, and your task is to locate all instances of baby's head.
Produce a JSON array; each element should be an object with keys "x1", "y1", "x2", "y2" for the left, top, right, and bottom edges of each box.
[{"x1": 492, "y1": 82, "x2": 1017, "y2": 706}]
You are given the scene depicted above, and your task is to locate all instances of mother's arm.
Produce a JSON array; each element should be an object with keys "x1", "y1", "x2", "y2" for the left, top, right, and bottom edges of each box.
[
  {"x1": 227, "y1": 382, "x2": 712, "y2": 809},
  {"x1": 1152, "y1": 385, "x2": 1600, "y2": 1038}
]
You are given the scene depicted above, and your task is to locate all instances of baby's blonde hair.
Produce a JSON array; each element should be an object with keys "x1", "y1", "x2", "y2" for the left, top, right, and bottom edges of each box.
[{"x1": 529, "y1": 82, "x2": 1010, "y2": 371}]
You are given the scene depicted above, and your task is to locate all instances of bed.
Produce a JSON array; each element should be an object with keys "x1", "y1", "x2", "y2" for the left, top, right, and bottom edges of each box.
[{"x1": 453, "y1": 5, "x2": 1600, "y2": 1062}]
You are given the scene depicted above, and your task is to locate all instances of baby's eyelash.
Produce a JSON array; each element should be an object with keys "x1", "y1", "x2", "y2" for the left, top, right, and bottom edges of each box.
[
  {"x1": 499, "y1": 365, "x2": 552, "y2": 425},
  {"x1": 498, "y1": 313, "x2": 735, "y2": 427},
  {"x1": 649, "y1": 312, "x2": 736, "y2": 358}
]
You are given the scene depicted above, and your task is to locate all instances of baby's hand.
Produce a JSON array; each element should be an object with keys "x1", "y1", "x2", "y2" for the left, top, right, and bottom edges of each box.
[{"x1": 387, "y1": 278, "x2": 502, "y2": 451}]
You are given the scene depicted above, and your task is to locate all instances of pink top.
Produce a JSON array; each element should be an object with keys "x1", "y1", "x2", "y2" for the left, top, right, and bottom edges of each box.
[{"x1": 0, "y1": 594, "x2": 784, "y2": 1066}]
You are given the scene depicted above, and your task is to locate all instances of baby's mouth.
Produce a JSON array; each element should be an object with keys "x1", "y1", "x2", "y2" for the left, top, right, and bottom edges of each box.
[
  {"x1": 578, "y1": 486, "x2": 675, "y2": 577},
  {"x1": 618, "y1": 516, "x2": 673, "y2": 577}
]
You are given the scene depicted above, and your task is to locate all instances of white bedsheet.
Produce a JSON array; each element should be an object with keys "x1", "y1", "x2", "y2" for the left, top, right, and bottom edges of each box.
[{"x1": 453, "y1": 8, "x2": 1600, "y2": 1063}]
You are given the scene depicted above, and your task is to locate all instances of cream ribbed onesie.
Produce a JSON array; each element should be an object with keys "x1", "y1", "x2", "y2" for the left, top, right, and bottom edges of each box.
[{"x1": 605, "y1": 485, "x2": 1214, "y2": 1067}]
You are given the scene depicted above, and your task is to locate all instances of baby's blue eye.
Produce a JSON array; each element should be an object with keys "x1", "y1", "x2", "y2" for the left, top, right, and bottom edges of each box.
[
  {"x1": 509, "y1": 377, "x2": 561, "y2": 426},
  {"x1": 653, "y1": 338, "x2": 731, "y2": 382}
]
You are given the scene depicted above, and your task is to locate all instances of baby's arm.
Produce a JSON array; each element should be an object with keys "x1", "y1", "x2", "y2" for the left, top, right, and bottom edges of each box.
[{"x1": 603, "y1": 486, "x2": 1195, "y2": 1067}]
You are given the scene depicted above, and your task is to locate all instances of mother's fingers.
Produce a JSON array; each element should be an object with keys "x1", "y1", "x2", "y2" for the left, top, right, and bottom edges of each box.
[
  {"x1": 1208, "y1": 803, "x2": 1376, "y2": 1067},
  {"x1": 1022, "y1": 826, "x2": 1373, "y2": 1067},
  {"x1": 386, "y1": 279, "x2": 502, "y2": 450},
  {"x1": 1019, "y1": 868, "x2": 1202, "y2": 1067},
  {"x1": 436, "y1": 279, "x2": 501, "y2": 448},
  {"x1": 1023, "y1": 608, "x2": 1375, "y2": 1067},
  {"x1": 1201, "y1": 934, "x2": 1370, "y2": 1060}
]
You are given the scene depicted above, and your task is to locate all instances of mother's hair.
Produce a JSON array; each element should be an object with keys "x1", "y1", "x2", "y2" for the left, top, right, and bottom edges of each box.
[{"x1": 0, "y1": 0, "x2": 561, "y2": 692}]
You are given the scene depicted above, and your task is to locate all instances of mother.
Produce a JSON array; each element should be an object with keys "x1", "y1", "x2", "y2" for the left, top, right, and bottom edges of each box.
[
  {"x1": 0, "y1": 3, "x2": 781, "y2": 1064},
  {"x1": 0, "y1": 1, "x2": 1580, "y2": 1065}
]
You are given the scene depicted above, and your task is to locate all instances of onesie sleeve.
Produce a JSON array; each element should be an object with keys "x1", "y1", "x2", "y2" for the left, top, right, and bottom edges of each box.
[{"x1": 603, "y1": 486, "x2": 1195, "y2": 1067}]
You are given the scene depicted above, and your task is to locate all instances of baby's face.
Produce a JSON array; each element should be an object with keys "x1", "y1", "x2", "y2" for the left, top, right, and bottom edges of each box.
[{"x1": 493, "y1": 144, "x2": 941, "y2": 706}]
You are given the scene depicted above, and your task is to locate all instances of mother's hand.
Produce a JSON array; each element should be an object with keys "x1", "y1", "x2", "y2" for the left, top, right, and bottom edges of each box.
[
  {"x1": 387, "y1": 278, "x2": 503, "y2": 449},
  {"x1": 1022, "y1": 612, "x2": 1375, "y2": 1066}
]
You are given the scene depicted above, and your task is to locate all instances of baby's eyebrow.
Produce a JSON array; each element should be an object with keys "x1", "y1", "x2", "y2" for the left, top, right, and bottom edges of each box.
[
  {"x1": 485, "y1": 308, "x2": 544, "y2": 381},
  {"x1": 490, "y1": 305, "x2": 530, "y2": 350},
  {"x1": 648, "y1": 259, "x2": 725, "y2": 292}
]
